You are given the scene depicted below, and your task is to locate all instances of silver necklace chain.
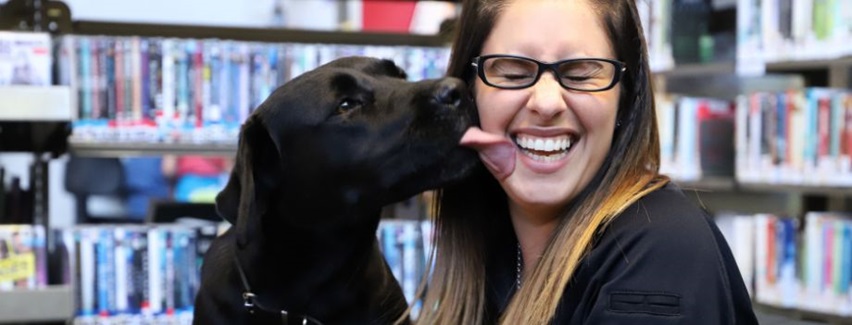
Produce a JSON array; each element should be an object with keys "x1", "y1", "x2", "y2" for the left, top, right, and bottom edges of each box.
[{"x1": 516, "y1": 242, "x2": 523, "y2": 290}]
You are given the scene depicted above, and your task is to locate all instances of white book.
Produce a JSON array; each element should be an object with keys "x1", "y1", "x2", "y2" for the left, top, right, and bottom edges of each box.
[
  {"x1": 238, "y1": 42, "x2": 250, "y2": 121},
  {"x1": 0, "y1": 31, "x2": 52, "y2": 86},
  {"x1": 115, "y1": 228, "x2": 129, "y2": 314},
  {"x1": 58, "y1": 36, "x2": 80, "y2": 120},
  {"x1": 733, "y1": 216, "x2": 755, "y2": 297},
  {"x1": 760, "y1": 0, "x2": 780, "y2": 59},
  {"x1": 651, "y1": 0, "x2": 674, "y2": 71},
  {"x1": 787, "y1": 90, "x2": 806, "y2": 180},
  {"x1": 753, "y1": 214, "x2": 770, "y2": 304},
  {"x1": 130, "y1": 37, "x2": 142, "y2": 122},
  {"x1": 736, "y1": 0, "x2": 766, "y2": 76},
  {"x1": 656, "y1": 93, "x2": 676, "y2": 175},
  {"x1": 803, "y1": 212, "x2": 824, "y2": 311},
  {"x1": 161, "y1": 39, "x2": 176, "y2": 129},
  {"x1": 401, "y1": 222, "x2": 418, "y2": 304},
  {"x1": 80, "y1": 228, "x2": 96, "y2": 316},
  {"x1": 735, "y1": 95, "x2": 749, "y2": 179},
  {"x1": 147, "y1": 228, "x2": 162, "y2": 315},
  {"x1": 204, "y1": 41, "x2": 219, "y2": 124},
  {"x1": 217, "y1": 41, "x2": 231, "y2": 125},
  {"x1": 675, "y1": 97, "x2": 699, "y2": 180},
  {"x1": 747, "y1": 93, "x2": 763, "y2": 180},
  {"x1": 792, "y1": 0, "x2": 813, "y2": 43}
]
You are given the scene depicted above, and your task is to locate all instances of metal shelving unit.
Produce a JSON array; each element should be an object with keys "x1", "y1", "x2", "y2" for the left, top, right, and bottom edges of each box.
[
  {"x1": 0, "y1": 285, "x2": 75, "y2": 323},
  {"x1": 673, "y1": 177, "x2": 852, "y2": 197},
  {"x1": 60, "y1": 18, "x2": 453, "y2": 158},
  {"x1": 673, "y1": 176, "x2": 737, "y2": 192},
  {"x1": 69, "y1": 140, "x2": 237, "y2": 157},
  {"x1": 765, "y1": 56, "x2": 852, "y2": 71},
  {"x1": 7, "y1": 1, "x2": 851, "y2": 324},
  {"x1": 0, "y1": 85, "x2": 74, "y2": 324},
  {"x1": 0, "y1": 6, "x2": 455, "y2": 323},
  {"x1": 654, "y1": 61, "x2": 738, "y2": 78},
  {"x1": 70, "y1": 20, "x2": 451, "y2": 47},
  {"x1": 660, "y1": 50, "x2": 852, "y2": 324},
  {"x1": 0, "y1": 86, "x2": 73, "y2": 122},
  {"x1": 656, "y1": 55, "x2": 852, "y2": 100}
]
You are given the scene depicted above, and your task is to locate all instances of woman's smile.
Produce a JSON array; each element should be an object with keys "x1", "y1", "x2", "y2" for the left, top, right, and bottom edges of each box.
[{"x1": 513, "y1": 132, "x2": 576, "y2": 172}]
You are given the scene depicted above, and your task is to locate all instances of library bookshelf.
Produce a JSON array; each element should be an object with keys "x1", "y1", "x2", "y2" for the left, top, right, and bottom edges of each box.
[{"x1": 4, "y1": 0, "x2": 852, "y2": 323}]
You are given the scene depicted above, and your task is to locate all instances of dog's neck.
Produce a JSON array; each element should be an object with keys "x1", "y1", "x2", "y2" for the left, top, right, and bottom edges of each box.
[
  {"x1": 233, "y1": 207, "x2": 388, "y2": 317},
  {"x1": 240, "y1": 207, "x2": 382, "y2": 269}
]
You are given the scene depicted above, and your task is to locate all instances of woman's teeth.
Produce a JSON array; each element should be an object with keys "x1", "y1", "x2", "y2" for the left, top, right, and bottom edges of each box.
[{"x1": 515, "y1": 136, "x2": 573, "y2": 162}]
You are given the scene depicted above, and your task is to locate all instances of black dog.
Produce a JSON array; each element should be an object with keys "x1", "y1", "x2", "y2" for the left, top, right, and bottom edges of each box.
[{"x1": 192, "y1": 56, "x2": 477, "y2": 324}]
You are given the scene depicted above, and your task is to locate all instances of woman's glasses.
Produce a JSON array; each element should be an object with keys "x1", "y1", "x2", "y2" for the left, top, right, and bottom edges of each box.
[{"x1": 471, "y1": 54, "x2": 626, "y2": 92}]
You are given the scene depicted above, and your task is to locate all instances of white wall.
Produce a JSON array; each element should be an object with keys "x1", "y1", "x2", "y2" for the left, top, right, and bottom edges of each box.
[
  {"x1": 62, "y1": 0, "x2": 343, "y2": 30},
  {"x1": 2, "y1": 0, "x2": 453, "y2": 33}
]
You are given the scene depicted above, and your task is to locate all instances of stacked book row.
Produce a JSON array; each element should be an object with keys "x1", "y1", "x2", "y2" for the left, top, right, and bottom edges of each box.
[
  {"x1": 56, "y1": 35, "x2": 450, "y2": 144},
  {"x1": 46, "y1": 218, "x2": 433, "y2": 324},
  {"x1": 735, "y1": 88, "x2": 852, "y2": 186},
  {"x1": 55, "y1": 224, "x2": 221, "y2": 324},
  {"x1": 717, "y1": 212, "x2": 852, "y2": 317},
  {"x1": 378, "y1": 219, "x2": 432, "y2": 315},
  {"x1": 740, "y1": 0, "x2": 852, "y2": 64},
  {"x1": 656, "y1": 94, "x2": 735, "y2": 181}
]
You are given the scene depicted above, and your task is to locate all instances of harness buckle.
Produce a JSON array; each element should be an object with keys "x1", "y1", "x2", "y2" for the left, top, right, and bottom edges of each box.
[
  {"x1": 242, "y1": 292, "x2": 256, "y2": 313},
  {"x1": 280, "y1": 310, "x2": 309, "y2": 325}
]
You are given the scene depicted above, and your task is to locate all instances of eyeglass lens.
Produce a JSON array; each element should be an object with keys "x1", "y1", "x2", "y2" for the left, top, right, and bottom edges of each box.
[{"x1": 481, "y1": 57, "x2": 617, "y2": 91}]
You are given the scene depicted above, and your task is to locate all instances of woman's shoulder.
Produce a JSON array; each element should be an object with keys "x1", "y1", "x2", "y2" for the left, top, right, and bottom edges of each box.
[
  {"x1": 629, "y1": 181, "x2": 701, "y2": 216},
  {"x1": 564, "y1": 185, "x2": 757, "y2": 324},
  {"x1": 609, "y1": 182, "x2": 710, "y2": 236},
  {"x1": 594, "y1": 182, "x2": 722, "y2": 260},
  {"x1": 564, "y1": 181, "x2": 757, "y2": 324}
]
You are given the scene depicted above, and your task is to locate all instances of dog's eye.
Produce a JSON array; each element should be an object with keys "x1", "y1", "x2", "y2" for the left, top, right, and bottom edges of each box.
[{"x1": 337, "y1": 98, "x2": 363, "y2": 114}]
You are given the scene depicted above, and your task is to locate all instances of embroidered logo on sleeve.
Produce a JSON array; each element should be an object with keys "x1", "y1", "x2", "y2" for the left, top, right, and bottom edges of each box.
[{"x1": 607, "y1": 291, "x2": 681, "y2": 316}]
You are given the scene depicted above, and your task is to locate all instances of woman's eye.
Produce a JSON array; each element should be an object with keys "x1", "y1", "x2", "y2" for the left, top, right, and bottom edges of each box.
[
  {"x1": 503, "y1": 73, "x2": 533, "y2": 81},
  {"x1": 338, "y1": 98, "x2": 363, "y2": 114},
  {"x1": 563, "y1": 75, "x2": 592, "y2": 82}
]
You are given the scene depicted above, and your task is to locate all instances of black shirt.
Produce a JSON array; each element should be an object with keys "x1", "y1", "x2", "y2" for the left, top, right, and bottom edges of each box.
[{"x1": 485, "y1": 183, "x2": 759, "y2": 324}]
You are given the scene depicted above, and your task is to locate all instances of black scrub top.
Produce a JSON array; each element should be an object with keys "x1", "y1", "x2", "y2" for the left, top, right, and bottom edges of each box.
[{"x1": 485, "y1": 183, "x2": 759, "y2": 324}]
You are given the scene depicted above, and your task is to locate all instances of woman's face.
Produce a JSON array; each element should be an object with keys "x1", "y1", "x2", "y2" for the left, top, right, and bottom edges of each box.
[{"x1": 475, "y1": 0, "x2": 620, "y2": 219}]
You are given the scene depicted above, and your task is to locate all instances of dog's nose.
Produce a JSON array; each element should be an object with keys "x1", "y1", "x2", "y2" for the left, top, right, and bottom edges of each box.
[{"x1": 434, "y1": 78, "x2": 465, "y2": 109}]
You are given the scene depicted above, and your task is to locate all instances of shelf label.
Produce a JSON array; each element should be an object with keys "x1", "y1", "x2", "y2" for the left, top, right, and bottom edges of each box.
[{"x1": 0, "y1": 253, "x2": 35, "y2": 282}]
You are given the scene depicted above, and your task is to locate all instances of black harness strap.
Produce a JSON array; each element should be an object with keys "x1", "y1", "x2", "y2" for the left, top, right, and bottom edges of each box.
[{"x1": 232, "y1": 253, "x2": 324, "y2": 325}]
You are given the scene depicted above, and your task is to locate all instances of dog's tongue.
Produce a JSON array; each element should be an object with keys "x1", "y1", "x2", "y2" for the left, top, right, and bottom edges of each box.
[{"x1": 460, "y1": 127, "x2": 516, "y2": 180}]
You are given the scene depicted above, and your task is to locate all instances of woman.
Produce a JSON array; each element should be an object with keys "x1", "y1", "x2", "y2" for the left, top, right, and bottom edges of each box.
[{"x1": 415, "y1": 0, "x2": 758, "y2": 324}]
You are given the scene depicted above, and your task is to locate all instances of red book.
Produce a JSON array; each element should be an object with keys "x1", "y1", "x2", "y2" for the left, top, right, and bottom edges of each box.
[
  {"x1": 767, "y1": 217, "x2": 776, "y2": 284},
  {"x1": 362, "y1": 1, "x2": 417, "y2": 33},
  {"x1": 818, "y1": 96, "x2": 831, "y2": 158},
  {"x1": 844, "y1": 95, "x2": 852, "y2": 158},
  {"x1": 193, "y1": 41, "x2": 204, "y2": 128}
]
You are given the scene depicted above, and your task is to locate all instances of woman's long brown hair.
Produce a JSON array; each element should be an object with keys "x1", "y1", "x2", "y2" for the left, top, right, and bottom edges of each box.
[{"x1": 414, "y1": 1, "x2": 670, "y2": 324}]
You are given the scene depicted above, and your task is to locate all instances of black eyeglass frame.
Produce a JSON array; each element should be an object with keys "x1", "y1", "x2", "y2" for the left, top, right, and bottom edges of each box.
[{"x1": 471, "y1": 54, "x2": 627, "y2": 92}]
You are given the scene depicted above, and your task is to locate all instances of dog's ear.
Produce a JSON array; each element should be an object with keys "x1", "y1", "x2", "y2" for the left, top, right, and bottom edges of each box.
[
  {"x1": 216, "y1": 115, "x2": 282, "y2": 248},
  {"x1": 379, "y1": 58, "x2": 407, "y2": 80}
]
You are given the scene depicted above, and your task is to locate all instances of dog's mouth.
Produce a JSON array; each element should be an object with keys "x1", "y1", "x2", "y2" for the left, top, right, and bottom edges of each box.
[
  {"x1": 513, "y1": 134, "x2": 578, "y2": 162},
  {"x1": 379, "y1": 126, "x2": 479, "y2": 201}
]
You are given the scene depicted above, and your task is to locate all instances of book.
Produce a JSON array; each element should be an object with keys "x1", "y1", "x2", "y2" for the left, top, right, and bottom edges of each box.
[{"x1": 0, "y1": 31, "x2": 51, "y2": 86}]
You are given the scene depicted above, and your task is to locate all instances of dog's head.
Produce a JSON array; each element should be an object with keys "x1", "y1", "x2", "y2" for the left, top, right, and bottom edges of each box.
[{"x1": 216, "y1": 56, "x2": 478, "y2": 246}]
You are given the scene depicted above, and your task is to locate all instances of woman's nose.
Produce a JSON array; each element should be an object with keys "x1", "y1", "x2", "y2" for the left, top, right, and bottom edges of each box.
[{"x1": 526, "y1": 73, "x2": 568, "y2": 119}]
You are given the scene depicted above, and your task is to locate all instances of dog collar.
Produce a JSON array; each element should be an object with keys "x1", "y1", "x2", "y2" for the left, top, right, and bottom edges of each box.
[{"x1": 233, "y1": 253, "x2": 324, "y2": 325}]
